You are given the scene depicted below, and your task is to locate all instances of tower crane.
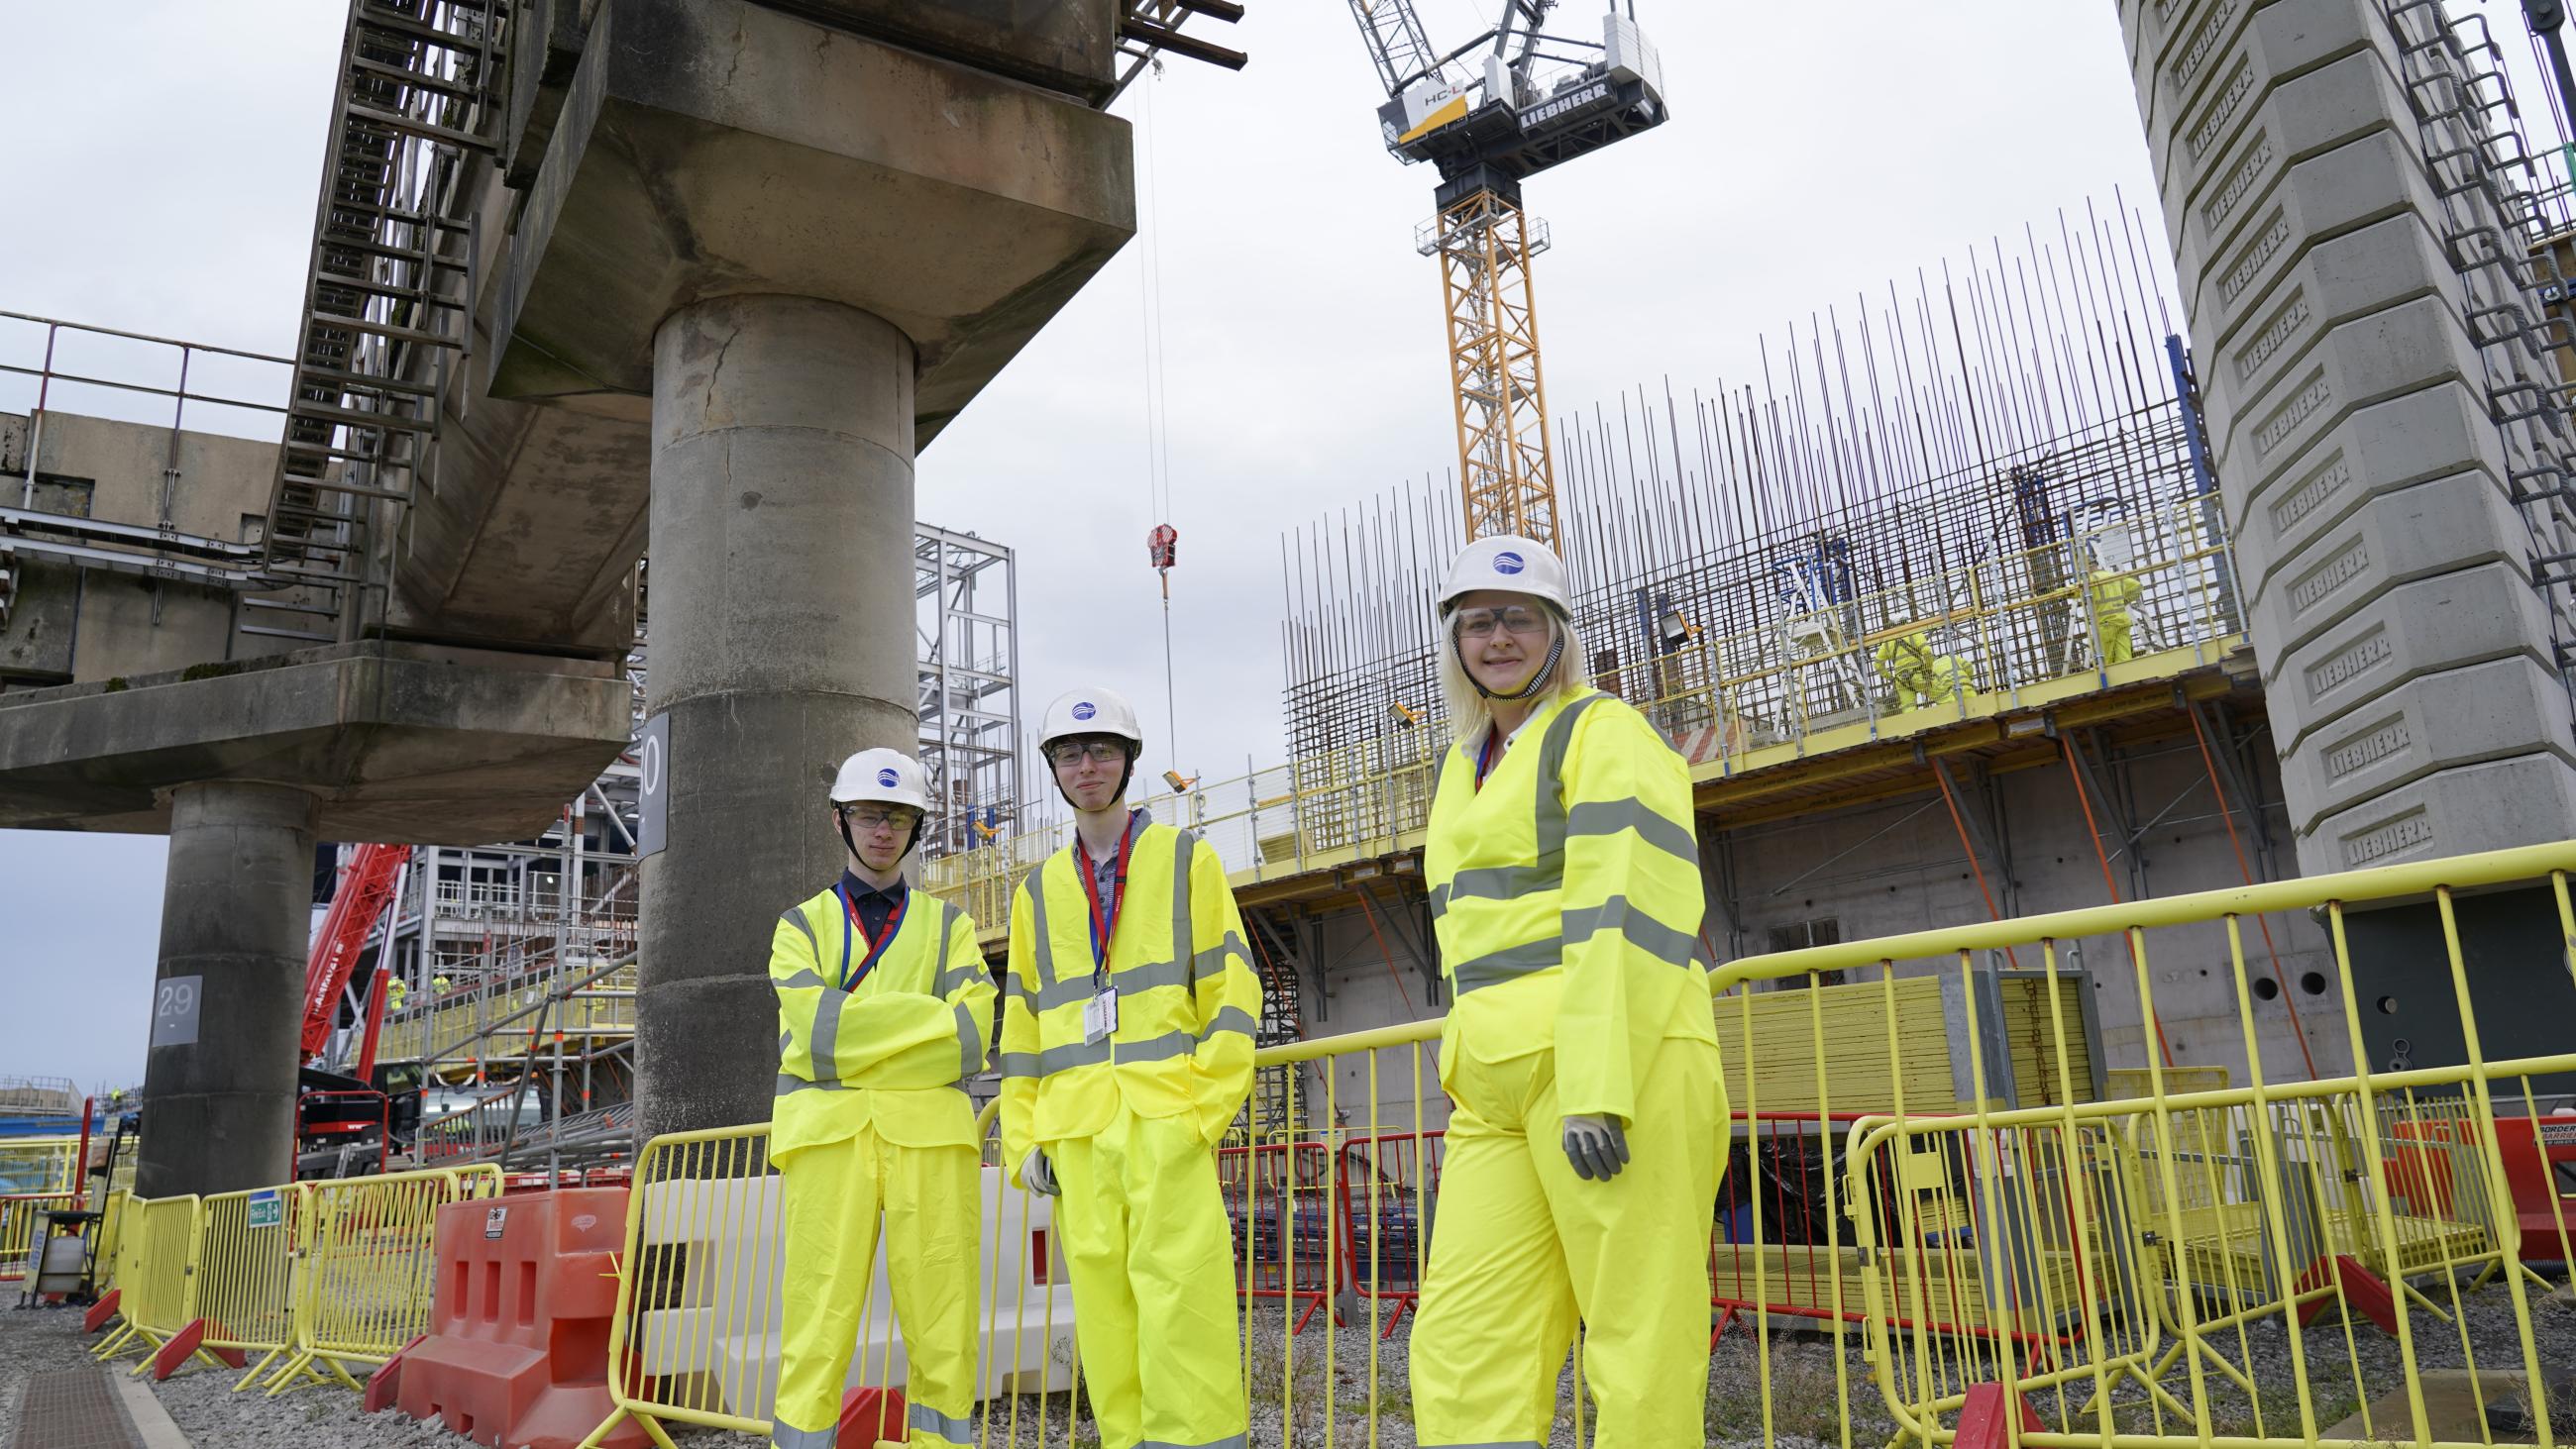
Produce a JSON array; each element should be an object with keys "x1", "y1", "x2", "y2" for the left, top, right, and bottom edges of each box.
[{"x1": 1345, "y1": 1, "x2": 1667, "y2": 547}]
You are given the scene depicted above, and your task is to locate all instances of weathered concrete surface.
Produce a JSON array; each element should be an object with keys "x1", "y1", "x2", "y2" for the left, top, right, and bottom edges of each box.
[
  {"x1": 134, "y1": 780, "x2": 314, "y2": 1199},
  {"x1": 1, "y1": 410, "x2": 306, "y2": 685},
  {"x1": 0, "y1": 640, "x2": 630, "y2": 841},
  {"x1": 635, "y1": 295, "x2": 920, "y2": 1141},
  {"x1": 387, "y1": 0, "x2": 1133, "y2": 658},
  {"x1": 492, "y1": 0, "x2": 1134, "y2": 440},
  {"x1": 2117, "y1": 0, "x2": 2576, "y2": 874}
]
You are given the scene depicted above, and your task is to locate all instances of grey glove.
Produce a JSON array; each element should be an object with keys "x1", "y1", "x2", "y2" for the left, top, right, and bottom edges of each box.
[
  {"x1": 1021, "y1": 1148, "x2": 1059, "y2": 1196},
  {"x1": 1561, "y1": 1114, "x2": 1630, "y2": 1182}
]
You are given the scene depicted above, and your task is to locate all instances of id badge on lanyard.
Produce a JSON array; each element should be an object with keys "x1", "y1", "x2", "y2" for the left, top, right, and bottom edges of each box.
[{"x1": 1076, "y1": 817, "x2": 1136, "y2": 1046}]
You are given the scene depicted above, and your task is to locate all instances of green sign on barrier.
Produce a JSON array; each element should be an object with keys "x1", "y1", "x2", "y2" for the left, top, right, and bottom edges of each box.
[{"x1": 246, "y1": 1189, "x2": 282, "y2": 1229}]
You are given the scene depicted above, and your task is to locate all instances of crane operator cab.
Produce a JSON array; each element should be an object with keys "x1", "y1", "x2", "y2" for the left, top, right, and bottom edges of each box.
[{"x1": 1376, "y1": 9, "x2": 1667, "y2": 180}]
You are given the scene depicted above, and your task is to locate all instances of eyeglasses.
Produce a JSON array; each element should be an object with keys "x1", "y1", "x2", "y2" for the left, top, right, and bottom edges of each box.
[
  {"x1": 1453, "y1": 605, "x2": 1550, "y2": 640},
  {"x1": 1047, "y1": 740, "x2": 1128, "y2": 767},
  {"x1": 838, "y1": 805, "x2": 918, "y2": 834}
]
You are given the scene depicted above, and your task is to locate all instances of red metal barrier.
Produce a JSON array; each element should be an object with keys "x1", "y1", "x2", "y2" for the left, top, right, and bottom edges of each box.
[
  {"x1": 396, "y1": 1188, "x2": 644, "y2": 1449},
  {"x1": 1220, "y1": 1140, "x2": 1346, "y2": 1333},
  {"x1": 2496, "y1": 1113, "x2": 2576, "y2": 1262},
  {"x1": 1333, "y1": 1129, "x2": 1444, "y2": 1337}
]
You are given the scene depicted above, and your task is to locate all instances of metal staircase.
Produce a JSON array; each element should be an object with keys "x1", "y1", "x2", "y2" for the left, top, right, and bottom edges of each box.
[{"x1": 248, "y1": 0, "x2": 506, "y2": 646}]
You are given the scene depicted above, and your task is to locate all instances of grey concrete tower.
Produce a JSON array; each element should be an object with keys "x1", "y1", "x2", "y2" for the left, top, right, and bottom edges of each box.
[
  {"x1": 488, "y1": 0, "x2": 1134, "y2": 1140},
  {"x1": 2119, "y1": 0, "x2": 2576, "y2": 870},
  {"x1": 2117, "y1": 0, "x2": 2576, "y2": 1071}
]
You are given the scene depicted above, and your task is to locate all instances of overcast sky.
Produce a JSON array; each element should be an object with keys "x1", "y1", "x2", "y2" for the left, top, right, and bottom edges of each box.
[{"x1": 15, "y1": 0, "x2": 2522, "y2": 1091}]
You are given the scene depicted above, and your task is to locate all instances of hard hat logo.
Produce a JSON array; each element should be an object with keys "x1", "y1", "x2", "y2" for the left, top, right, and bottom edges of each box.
[
  {"x1": 1492, "y1": 552, "x2": 1526, "y2": 574},
  {"x1": 875, "y1": 768, "x2": 900, "y2": 788},
  {"x1": 1072, "y1": 702, "x2": 1097, "y2": 721}
]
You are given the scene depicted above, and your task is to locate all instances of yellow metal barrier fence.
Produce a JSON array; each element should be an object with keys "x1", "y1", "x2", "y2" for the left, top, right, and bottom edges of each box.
[
  {"x1": 0, "y1": 1190, "x2": 79, "y2": 1281},
  {"x1": 92, "y1": 1193, "x2": 199, "y2": 1366},
  {"x1": 1716, "y1": 842, "x2": 2576, "y2": 1449},
  {"x1": 194, "y1": 1184, "x2": 304, "y2": 1387},
  {"x1": 583, "y1": 1106, "x2": 1084, "y2": 1449},
  {"x1": 259, "y1": 1164, "x2": 502, "y2": 1394}
]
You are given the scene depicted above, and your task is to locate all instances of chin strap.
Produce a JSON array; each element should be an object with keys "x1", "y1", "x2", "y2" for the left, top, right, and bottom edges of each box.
[{"x1": 1452, "y1": 623, "x2": 1566, "y2": 701}]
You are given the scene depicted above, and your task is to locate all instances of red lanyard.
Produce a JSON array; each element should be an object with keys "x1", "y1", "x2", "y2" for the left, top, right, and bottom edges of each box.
[
  {"x1": 836, "y1": 881, "x2": 906, "y2": 992},
  {"x1": 1074, "y1": 813, "x2": 1138, "y2": 984},
  {"x1": 1472, "y1": 726, "x2": 1502, "y2": 793}
]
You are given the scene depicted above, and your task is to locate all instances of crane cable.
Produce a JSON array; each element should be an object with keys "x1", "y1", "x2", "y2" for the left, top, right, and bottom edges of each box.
[{"x1": 1136, "y1": 71, "x2": 1183, "y2": 783}]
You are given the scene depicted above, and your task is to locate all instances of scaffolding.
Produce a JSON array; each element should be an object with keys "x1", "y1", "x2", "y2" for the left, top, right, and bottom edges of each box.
[{"x1": 916, "y1": 524, "x2": 1022, "y2": 860}]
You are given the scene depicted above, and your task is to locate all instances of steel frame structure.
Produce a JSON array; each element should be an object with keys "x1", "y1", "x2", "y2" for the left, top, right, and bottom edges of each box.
[
  {"x1": 915, "y1": 523, "x2": 1022, "y2": 859},
  {"x1": 1424, "y1": 189, "x2": 1558, "y2": 547}
]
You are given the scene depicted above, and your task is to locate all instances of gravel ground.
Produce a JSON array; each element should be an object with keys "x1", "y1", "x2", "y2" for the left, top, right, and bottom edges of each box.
[{"x1": 5, "y1": 1272, "x2": 2565, "y2": 1448}]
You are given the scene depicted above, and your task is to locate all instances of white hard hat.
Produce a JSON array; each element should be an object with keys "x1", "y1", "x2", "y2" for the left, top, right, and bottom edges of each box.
[
  {"x1": 1038, "y1": 688, "x2": 1144, "y2": 752},
  {"x1": 829, "y1": 748, "x2": 929, "y2": 809},
  {"x1": 1438, "y1": 534, "x2": 1570, "y2": 616}
]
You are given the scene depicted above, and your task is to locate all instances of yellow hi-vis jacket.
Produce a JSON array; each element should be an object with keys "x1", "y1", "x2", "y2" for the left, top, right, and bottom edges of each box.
[
  {"x1": 998, "y1": 816, "x2": 1261, "y2": 1184},
  {"x1": 770, "y1": 883, "x2": 996, "y2": 1166},
  {"x1": 1424, "y1": 689, "x2": 1716, "y2": 1124}
]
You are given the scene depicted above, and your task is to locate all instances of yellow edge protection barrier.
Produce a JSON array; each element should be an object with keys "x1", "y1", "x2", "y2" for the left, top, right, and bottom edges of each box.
[
  {"x1": 582, "y1": 1100, "x2": 1090, "y2": 1449},
  {"x1": 258, "y1": 1164, "x2": 503, "y2": 1396}
]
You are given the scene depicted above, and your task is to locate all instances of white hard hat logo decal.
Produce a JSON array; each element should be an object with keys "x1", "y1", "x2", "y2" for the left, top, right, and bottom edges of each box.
[
  {"x1": 1071, "y1": 701, "x2": 1097, "y2": 721},
  {"x1": 1492, "y1": 551, "x2": 1525, "y2": 574},
  {"x1": 875, "y1": 768, "x2": 900, "y2": 788}
]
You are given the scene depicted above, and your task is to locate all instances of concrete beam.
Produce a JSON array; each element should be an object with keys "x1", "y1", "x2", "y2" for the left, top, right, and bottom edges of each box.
[
  {"x1": 0, "y1": 640, "x2": 631, "y2": 842},
  {"x1": 491, "y1": 0, "x2": 1134, "y2": 445}
]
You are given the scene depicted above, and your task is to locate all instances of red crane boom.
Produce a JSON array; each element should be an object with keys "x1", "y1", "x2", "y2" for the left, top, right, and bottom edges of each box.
[{"x1": 300, "y1": 844, "x2": 411, "y2": 1062}]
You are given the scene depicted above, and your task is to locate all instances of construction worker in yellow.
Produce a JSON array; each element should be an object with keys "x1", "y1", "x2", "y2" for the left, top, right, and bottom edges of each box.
[
  {"x1": 1874, "y1": 626, "x2": 1968, "y2": 715},
  {"x1": 999, "y1": 686, "x2": 1260, "y2": 1449},
  {"x1": 385, "y1": 974, "x2": 407, "y2": 1015},
  {"x1": 1412, "y1": 535, "x2": 1727, "y2": 1449},
  {"x1": 768, "y1": 748, "x2": 994, "y2": 1449}
]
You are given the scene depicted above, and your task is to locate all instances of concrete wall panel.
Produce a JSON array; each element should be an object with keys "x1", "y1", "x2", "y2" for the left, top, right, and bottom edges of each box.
[{"x1": 2264, "y1": 560, "x2": 2558, "y2": 754}]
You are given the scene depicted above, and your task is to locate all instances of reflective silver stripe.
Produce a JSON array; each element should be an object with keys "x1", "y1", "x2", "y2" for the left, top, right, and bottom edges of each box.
[
  {"x1": 998, "y1": 1051, "x2": 1039, "y2": 1077},
  {"x1": 1530, "y1": 692, "x2": 1602, "y2": 859},
  {"x1": 908, "y1": 1403, "x2": 975, "y2": 1442},
  {"x1": 1565, "y1": 798, "x2": 1697, "y2": 863},
  {"x1": 775, "y1": 1074, "x2": 846, "y2": 1096},
  {"x1": 1435, "y1": 863, "x2": 1556, "y2": 914},
  {"x1": 778, "y1": 907, "x2": 817, "y2": 950},
  {"x1": 809, "y1": 988, "x2": 843, "y2": 1083},
  {"x1": 1173, "y1": 829, "x2": 1197, "y2": 983},
  {"x1": 955, "y1": 1002, "x2": 983, "y2": 1080},
  {"x1": 1563, "y1": 895, "x2": 1697, "y2": 967},
  {"x1": 775, "y1": 968, "x2": 827, "y2": 990},
  {"x1": 1021, "y1": 864, "x2": 1053, "y2": 985},
  {"x1": 1022, "y1": 952, "x2": 1189, "y2": 1013},
  {"x1": 1197, "y1": 1004, "x2": 1256, "y2": 1044},
  {"x1": 771, "y1": 1421, "x2": 839, "y2": 1449},
  {"x1": 934, "y1": 899, "x2": 955, "y2": 982},
  {"x1": 777, "y1": 1029, "x2": 792, "y2": 1053},
  {"x1": 1449, "y1": 938, "x2": 1560, "y2": 994},
  {"x1": 939, "y1": 961, "x2": 989, "y2": 996},
  {"x1": 1429, "y1": 694, "x2": 1604, "y2": 922},
  {"x1": 1032, "y1": 1024, "x2": 1199, "y2": 1076},
  {"x1": 1193, "y1": 933, "x2": 1247, "y2": 979}
]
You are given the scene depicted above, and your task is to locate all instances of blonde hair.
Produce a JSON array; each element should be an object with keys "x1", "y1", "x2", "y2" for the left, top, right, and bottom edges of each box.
[{"x1": 1436, "y1": 605, "x2": 1592, "y2": 747}]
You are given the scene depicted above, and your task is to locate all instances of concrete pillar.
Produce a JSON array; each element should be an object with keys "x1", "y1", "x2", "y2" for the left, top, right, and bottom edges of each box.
[
  {"x1": 136, "y1": 780, "x2": 317, "y2": 1198},
  {"x1": 2117, "y1": 0, "x2": 2576, "y2": 872},
  {"x1": 2117, "y1": 0, "x2": 2576, "y2": 1076},
  {"x1": 637, "y1": 294, "x2": 919, "y2": 1141}
]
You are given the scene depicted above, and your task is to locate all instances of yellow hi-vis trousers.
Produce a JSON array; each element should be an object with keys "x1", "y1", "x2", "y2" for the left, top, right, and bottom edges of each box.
[
  {"x1": 772, "y1": 1126, "x2": 980, "y2": 1449},
  {"x1": 1412, "y1": 1036, "x2": 1723, "y2": 1449},
  {"x1": 1051, "y1": 1104, "x2": 1245, "y2": 1449}
]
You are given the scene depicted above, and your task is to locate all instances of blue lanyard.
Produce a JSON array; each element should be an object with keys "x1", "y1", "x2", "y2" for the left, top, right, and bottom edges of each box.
[
  {"x1": 835, "y1": 880, "x2": 906, "y2": 992},
  {"x1": 1472, "y1": 727, "x2": 1502, "y2": 793}
]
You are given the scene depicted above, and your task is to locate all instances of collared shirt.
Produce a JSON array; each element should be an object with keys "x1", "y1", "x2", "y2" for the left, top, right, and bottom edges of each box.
[{"x1": 838, "y1": 871, "x2": 908, "y2": 941}]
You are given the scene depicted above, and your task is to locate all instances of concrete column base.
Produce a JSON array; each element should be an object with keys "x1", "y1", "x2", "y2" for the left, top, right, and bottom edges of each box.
[
  {"x1": 136, "y1": 780, "x2": 317, "y2": 1198},
  {"x1": 637, "y1": 294, "x2": 919, "y2": 1142}
]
